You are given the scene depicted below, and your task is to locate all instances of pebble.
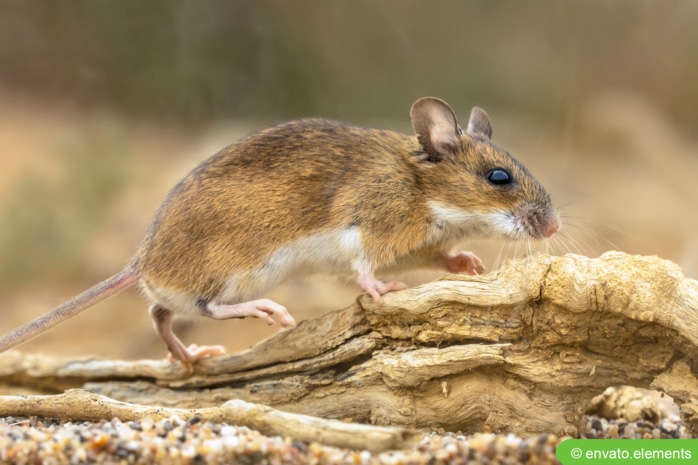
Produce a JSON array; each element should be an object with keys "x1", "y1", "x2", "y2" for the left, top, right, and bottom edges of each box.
[
  {"x1": 0, "y1": 412, "x2": 692, "y2": 464},
  {"x1": 584, "y1": 414, "x2": 689, "y2": 439}
]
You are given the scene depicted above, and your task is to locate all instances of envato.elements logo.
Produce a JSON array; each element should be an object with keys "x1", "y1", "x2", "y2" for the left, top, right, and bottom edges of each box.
[{"x1": 556, "y1": 439, "x2": 697, "y2": 465}]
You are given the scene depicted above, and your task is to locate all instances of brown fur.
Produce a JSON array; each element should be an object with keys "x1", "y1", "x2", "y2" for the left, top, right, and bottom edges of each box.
[
  {"x1": 0, "y1": 97, "x2": 559, "y2": 363},
  {"x1": 137, "y1": 101, "x2": 555, "y2": 298}
]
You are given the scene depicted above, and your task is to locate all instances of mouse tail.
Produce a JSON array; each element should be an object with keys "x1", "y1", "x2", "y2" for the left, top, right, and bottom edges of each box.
[{"x1": 0, "y1": 265, "x2": 139, "y2": 353}]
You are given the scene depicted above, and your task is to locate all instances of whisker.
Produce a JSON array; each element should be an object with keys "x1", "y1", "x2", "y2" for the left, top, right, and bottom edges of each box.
[
  {"x1": 546, "y1": 235, "x2": 562, "y2": 256},
  {"x1": 514, "y1": 232, "x2": 521, "y2": 258},
  {"x1": 494, "y1": 237, "x2": 512, "y2": 271},
  {"x1": 558, "y1": 211, "x2": 629, "y2": 239},
  {"x1": 552, "y1": 233, "x2": 573, "y2": 255},
  {"x1": 555, "y1": 231, "x2": 586, "y2": 256},
  {"x1": 545, "y1": 235, "x2": 559, "y2": 255},
  {"x1": 554, "y1": 230, "x2": 576, "y2": 254},
  {"x1": 561, "y1": 219, "x2": 623, "y2": 253},
  {"x1": 490, "y1": 217, "x2": 606, "y2": 273}
]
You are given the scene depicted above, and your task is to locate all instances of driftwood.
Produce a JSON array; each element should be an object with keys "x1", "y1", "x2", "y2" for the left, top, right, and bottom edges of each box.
[
  {"x1": 0, "y1": 389, "x2": 414, "y2": 452},
  {"x1": 2, "y1": 251, "x2": 698, "y2": 445}
]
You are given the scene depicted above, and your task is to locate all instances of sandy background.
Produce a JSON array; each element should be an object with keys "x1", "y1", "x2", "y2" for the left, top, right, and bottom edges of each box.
[
  {"x1": 1, "y1": 91, "x2": 695, "y2": 361},
  {"x1": 0, "y1": 2, "x2": 697, "y2": 361}
]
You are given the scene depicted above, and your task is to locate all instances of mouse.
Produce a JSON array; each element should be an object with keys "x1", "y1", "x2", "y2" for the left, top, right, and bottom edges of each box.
[{"x1": 0, "y1": 97, "x2": 560, "y2": 369}]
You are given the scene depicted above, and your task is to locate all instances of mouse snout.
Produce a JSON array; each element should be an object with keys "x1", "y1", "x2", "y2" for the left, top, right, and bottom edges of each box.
[
  {"x1": 541, "y1": 211, "x2": 561, "y2": 238},
  {"x1": 516, "y1": 204, "x2": 560, "y2": 239}
]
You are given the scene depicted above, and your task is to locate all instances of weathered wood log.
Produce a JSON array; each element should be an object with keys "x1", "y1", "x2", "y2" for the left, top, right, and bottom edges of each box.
[
  {"x1": 0, "y1": 389, "x2": 415, "y2": 452},
  {"x1": 2, "y1": 251, "x2": 698, "y2": 439}
]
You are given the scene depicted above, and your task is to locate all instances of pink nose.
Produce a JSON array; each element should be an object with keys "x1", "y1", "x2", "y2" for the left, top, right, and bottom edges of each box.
[{"x1": 542, "y1": 213, "x2": 561, "y2": 238}]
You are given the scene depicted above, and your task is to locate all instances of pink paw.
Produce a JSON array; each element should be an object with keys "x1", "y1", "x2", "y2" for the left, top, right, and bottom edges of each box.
[
  {"x1": 168, "y1": 344, "x2": 227, "y2": 372},
  {"x1": 249, "y1": 299, "x2": 297, "y2": 327},
  {"x1": 437, "y1": 252, "x2": 485, "y2": 275},
  {"x1": 359, "y1": 277, "x2": 408, "y2": 304}
]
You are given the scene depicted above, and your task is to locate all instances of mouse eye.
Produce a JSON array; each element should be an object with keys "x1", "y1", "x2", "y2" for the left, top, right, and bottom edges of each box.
[{"x1": 487, "y1": 169, "x2": 511, "y2": 186}]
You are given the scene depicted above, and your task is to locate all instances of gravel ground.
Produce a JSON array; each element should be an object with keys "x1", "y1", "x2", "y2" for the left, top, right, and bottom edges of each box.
[{"x1": 0, "y1": 413, "x2": 691, "y2": 465}]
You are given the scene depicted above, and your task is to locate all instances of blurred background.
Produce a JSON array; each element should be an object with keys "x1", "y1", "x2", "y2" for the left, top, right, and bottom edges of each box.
[{"x1": 0, "y1": 0, "x2": 697, "y2": 360}]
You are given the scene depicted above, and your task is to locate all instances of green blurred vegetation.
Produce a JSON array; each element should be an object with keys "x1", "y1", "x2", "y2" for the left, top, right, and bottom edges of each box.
[
  {"x1": 0, "y1": 1, "x2": 697, "y2": 128},
  {"x1": 0, "y1": 122, "x2": 132, "y2": 288},
  {"x1": 0, "y1": 0, "x2": 697, "y2": 288}
]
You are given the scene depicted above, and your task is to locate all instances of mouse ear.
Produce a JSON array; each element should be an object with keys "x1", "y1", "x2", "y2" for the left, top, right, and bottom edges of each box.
[
  {"x1": 410, "y1": 97, "x2": 461, "y2": 161},
  {"x1": 466, "y1": 107, "x2": 493, "y2": 139}
]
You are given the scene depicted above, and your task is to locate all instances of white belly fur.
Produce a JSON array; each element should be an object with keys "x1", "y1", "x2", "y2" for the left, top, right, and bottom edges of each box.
[
  {"x1": 217, "y1": 226, "x2": 364, "y2": 304},
  {"x1": 143, "y1": 226, "x2": 366, "y2": 317}
]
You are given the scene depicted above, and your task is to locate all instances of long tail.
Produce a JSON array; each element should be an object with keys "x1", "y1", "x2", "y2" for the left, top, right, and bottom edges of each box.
[{"x1": 0, "y1": 265, "x2": 139, "y2": 353}]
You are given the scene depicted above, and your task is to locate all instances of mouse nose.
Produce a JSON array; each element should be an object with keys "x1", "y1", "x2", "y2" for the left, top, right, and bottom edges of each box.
[{"x1": 541, "y1": 213, "x2": 561, "y2": 238}]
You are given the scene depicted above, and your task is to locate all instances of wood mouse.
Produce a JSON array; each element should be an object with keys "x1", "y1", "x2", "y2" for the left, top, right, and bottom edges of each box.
[{"x1": 0, "y1": 97, "x2": 560, "y2": 368}]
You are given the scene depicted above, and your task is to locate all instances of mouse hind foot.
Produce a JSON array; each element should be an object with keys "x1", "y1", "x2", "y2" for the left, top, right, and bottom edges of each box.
[
  {"x1": 148, "y1": 297, "x2": 296, "y2": 371},
  {"x1": 203, "y1": 299, "x2": 297, "y2": 327},
  {"x1": 358, "y1": 274, "x2": 408, "y2": 305},
  {"x1": 149, "y1": 304, "x2": 226, "y2": 371},
  {"x1": 166, "y1": 343, "x2": 227, "y2": 368}
]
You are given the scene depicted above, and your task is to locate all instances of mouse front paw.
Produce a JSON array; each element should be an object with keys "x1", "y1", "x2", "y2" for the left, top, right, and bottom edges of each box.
[{"x1": 437, "y1": 251, "x2": 485, "y2": 275}]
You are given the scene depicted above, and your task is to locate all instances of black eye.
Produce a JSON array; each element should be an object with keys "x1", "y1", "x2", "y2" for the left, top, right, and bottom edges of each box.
[{"x1": 487, "y1": 169, "x2": 511, "y2": 185}]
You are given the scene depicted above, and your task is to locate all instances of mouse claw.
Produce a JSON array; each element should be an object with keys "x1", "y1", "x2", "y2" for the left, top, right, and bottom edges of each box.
[
  {"x1": 359, "y1": 277, "x2": 408, "y2": 305},
  {"x1": 205, "y1": 299, "x2": 295, "y2": 328},
  {"x1": 280, "y1": 314, "x2": 297, "y2": 327},
  {"x1": 167, "y1": 344, "x2": 227, "y2": 372},
  {"x1": 268, "y1": 305, "x2": 296, "y2": 328},
  {"x1": 437, "y1": 251, "x2": 485, "y2": 275}
]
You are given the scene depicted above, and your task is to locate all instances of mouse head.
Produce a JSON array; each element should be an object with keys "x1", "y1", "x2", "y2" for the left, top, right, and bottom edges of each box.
[{"x1": 410, "y1": 97, "x2": 560, "y2": 240}]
